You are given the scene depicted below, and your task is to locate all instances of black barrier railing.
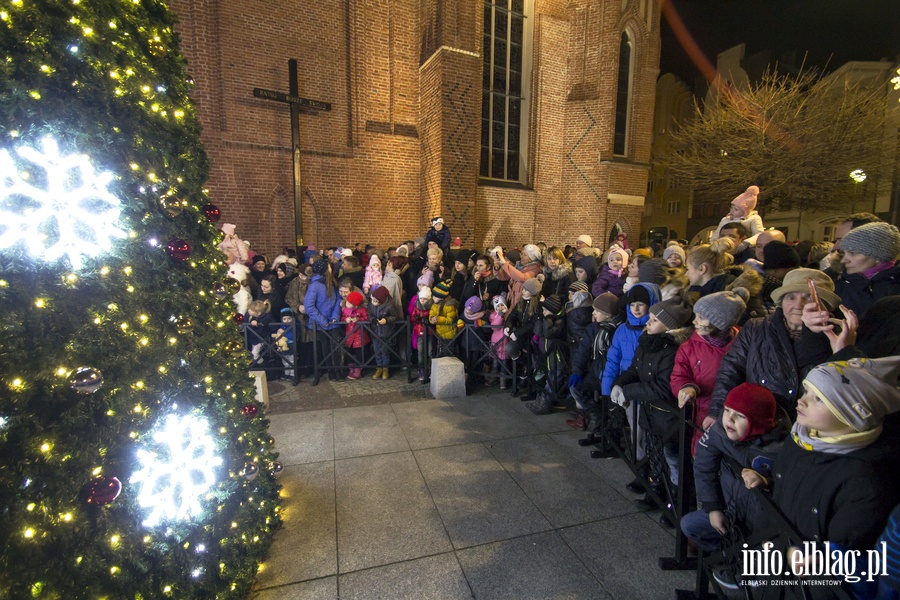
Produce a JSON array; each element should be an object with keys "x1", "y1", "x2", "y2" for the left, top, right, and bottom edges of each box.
[
  {"x1": 240, "y1": 319, "x2": 302, "y2": 386},
  {"x1": 419, "y1": 322, "x2": 517, "y2": 391},
  {"x1": 310, "y1": 320, "x2": 414, "y2": 385},
  {"x1": 579, "y1": 394, "x2": 696, "y2": 571},
  {"x1": 677, "y1": 455, "x2": 853, "y2": 600}
]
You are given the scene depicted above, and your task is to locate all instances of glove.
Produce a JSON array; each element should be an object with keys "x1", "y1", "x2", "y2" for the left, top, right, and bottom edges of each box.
[
  {"x1": 568, "y1": 374, "x2": 583, "y2": 388},
  {"x1": 509, "y1": 332, "x2": 517, "y2": 341},
  {"x1": 610, "y1": 385, "x2": 627, "y2": 408}
]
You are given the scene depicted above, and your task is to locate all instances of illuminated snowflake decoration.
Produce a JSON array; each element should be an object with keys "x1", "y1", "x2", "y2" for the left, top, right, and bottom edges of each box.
[
  {"x1": 130, "y1": 414, "x2": 223, "y2": 528},
  {"x1": 0, "y1": 137, "x2": 126, "y2": 268}
]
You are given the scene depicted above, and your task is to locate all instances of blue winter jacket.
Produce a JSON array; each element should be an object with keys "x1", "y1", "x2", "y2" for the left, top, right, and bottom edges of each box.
[
  {"x1": 303, "y1": 275, "x2": 342, "y2": 331},
  {"x1": 601, "y1": 282, "x2": 660, "y2": 395}
]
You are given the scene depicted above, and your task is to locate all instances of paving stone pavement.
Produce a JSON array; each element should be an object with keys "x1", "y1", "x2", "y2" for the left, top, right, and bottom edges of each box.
[{"x1": 253, "y1": 373, "x2": 695, "y2": 599}]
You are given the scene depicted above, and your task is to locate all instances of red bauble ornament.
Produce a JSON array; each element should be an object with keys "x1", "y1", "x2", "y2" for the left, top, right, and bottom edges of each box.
[
  {"x1": 83, "y1": 476, "x2": 122, "y2": 506},
  {"x1": 242, "y1": 404, "x2": 259, "y2": 418},
  {"x1": 166, "y1": 239, "x2": 192, "y2": 262},
  {"x1": 233, "y1": 313, "x2": 244, "y2": 324},
  {"x1": 203, "y1": 204, "x2": 222, "y2": 223}
]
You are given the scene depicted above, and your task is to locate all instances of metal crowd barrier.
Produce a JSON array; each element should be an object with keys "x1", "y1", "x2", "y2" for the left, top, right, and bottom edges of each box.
[
  {"x1": 677, "y1": 455, "x2": 853, "y2": 600},
  {"x1": 309, "y1": 320, "x2": 414, "y2": 385},
  {"x1": 419, "y1": 322, "x2": 517, "y2": 389},
  {"x1": 579, "y1": 394, "x2": 698, "y2": 572},
  {"x1": 240, "y1": 319, "x2": 302, "y2": 386}
]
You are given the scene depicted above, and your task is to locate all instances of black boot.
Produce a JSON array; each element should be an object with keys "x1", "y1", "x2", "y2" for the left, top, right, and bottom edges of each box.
[{"x1": 525, "y1": 392, "x2": 555, "y2": 415}]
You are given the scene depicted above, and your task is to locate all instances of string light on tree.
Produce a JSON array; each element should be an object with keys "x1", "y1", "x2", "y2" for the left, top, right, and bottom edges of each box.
[
  {"x1": 130, "y1": 413, "x2": 223, "y2": 527},
  {"x1": 0, "y1": 137, "x2": 126, "y2": 269}
]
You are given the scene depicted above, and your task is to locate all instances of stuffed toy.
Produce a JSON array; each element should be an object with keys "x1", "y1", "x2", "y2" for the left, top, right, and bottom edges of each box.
[{"x1": 227, "y1": 261, "x2": 252, "y2": 315}]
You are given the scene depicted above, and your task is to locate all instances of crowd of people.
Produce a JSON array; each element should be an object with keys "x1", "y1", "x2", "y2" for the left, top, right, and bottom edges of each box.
[{"x1": 220, "y1": 191, "x2": 900, "y2": 597}]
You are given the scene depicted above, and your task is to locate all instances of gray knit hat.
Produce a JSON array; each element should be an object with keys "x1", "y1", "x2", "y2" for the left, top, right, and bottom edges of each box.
[
  {"x1": 522, "y1": 278, "x2": 542, "y2": 296},
  {"x1": 693, "y1": 288, "x2": 749, "y2": 331},
  {"x1": 663, "y1": 245, "x2": 686, "y2": 263},
  {"x1": 841, "y1": 222, "x2": 900, "y2": 263},
  {"x1": 649, "y1": 298, "x2": 693, "y2": 330},
  {"x1": 638, "y1": 258, "x2": 668, "y2": 285},
  {"x1": 804, "y1": 356, "x2": 900, "y2": 432}
]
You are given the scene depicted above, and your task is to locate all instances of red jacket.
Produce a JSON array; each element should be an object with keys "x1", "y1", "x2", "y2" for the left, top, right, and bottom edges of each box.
[
  {"x1": 342, "y1": 306, "x2": 370, "y2": 348},
  {"x1": 670, "y1": 328, "x2": 738, "y2": 455}
]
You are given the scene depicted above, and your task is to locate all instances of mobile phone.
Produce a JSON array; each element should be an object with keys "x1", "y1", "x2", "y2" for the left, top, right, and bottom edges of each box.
[{"x1": 807, "y1": 277, "x2": 824, "y2": 311}]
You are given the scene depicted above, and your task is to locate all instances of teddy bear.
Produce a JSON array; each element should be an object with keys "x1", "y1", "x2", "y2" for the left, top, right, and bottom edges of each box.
[{"x1": 227, "y1": 261, "x2": 252, "y2": 315}]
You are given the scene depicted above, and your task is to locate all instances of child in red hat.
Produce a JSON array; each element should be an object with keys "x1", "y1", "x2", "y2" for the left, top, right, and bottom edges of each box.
[
  {"x1": 681, "y1": 383, "x2": 786, "y2": 555},
  {"x1": 342, "y1": 291, "x2": 369, "y2": 379}
]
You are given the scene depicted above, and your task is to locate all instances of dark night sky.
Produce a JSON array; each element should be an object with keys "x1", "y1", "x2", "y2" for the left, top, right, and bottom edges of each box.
[{"x1": 660, "y1": 0, "x2": 900, "y2": 85}]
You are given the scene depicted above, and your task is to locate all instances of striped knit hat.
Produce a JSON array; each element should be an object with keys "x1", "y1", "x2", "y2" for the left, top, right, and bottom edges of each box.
[{"x1": 433, "y1": 280, "x2": 452, "y2": 299}]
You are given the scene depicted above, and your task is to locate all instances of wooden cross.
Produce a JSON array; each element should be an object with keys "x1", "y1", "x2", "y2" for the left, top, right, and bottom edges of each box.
[{"x1": 252, "y1": 59, "x2": 332, "y2": 247}]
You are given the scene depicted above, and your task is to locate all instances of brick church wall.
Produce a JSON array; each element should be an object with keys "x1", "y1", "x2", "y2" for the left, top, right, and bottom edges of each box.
[{"x1": 168, "y1": 0, "x2": 659, "y2": 259}]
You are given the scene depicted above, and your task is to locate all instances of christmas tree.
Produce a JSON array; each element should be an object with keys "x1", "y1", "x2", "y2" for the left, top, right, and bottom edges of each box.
[{"x1": 0, "y1": 1, "x2": 280, "y2": 597}]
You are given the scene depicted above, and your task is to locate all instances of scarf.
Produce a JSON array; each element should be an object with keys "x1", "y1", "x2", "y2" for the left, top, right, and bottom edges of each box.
[
  {"x1": 790, "y1": 422, "x2": 882, "y2": 456},
  {"x1": 701, "y1": 332, "x2": 732, "y2": 348}
]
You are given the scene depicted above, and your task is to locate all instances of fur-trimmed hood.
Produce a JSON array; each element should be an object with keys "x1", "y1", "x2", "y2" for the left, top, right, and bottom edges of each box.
[
  {"x1": 546, "y1": 261, "x2": 573, "y2": 281},
  {"x1": 726, "y1": 265, "x2": 763, "y2": 297}
]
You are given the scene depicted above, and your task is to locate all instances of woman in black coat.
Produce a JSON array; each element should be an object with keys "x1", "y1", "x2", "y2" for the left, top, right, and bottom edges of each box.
[{"x1": 708, "y1": 269, "x2": 836, "y2": 424}]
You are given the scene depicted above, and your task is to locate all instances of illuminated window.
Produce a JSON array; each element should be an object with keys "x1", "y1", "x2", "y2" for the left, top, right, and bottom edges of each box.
[
  {"x1": 481, "y1": 0, "x2": 533, "y2": 183},
  {"x1": 613, "y1": 31, "x2": 633, "y2": 156}
]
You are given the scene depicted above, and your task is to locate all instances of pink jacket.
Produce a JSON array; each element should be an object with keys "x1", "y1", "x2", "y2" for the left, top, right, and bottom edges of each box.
[
  {"x1": 489, "y1": 311, "x2": 508, "y2": 360},
  {"x1": 500, "y1": 260, "x2": 542, "y2": 310},
  {"x1": 363, "y1": 265, "x2": 382, "y2": 293},
  {"x1": 670, "y1": 327, "x2": 738, "y2": 455}
]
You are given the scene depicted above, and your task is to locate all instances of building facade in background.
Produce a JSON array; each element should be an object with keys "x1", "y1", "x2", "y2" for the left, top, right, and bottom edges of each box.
[
  {"x1": 645, "y1": 44, "x2": 900, "y2": 245},
  {"x1": 167, "y1": 0, "x2": 661, "y2": 257}
]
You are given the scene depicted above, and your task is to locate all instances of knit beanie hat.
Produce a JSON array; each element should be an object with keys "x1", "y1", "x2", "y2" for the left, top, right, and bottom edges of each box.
[
  {"x1": 841, "y1": 222, "x2": 900, "y2": 263},
  {"x1": 663, "y1": 245, "x2": 686, "y2": 263},
  {"x1": 252, "y1": 254, "x2": 267, "y2": 266},
  {"x1": 397, "y1": 245, "x2": 409, "y2": 257},
  {"x1": 522, "y1": 278, "x2": 542, "y2": 296},
  {"x1": 693, "y1": 288, "x2": 749, "y2": 331},
  {"x1": 576, "y1": 234, "x2": 593, "y2": 247},
  {"x1": 506, "y1": 249, "x2": 521, "y2": 264},
  {"x1": 762, "y1": 241, "x2": 800, "y2": 270},
  {"x1": 624, "y1": 284, "x2": 651, "y2": 306},
  {"x1": 368, "y1": 254, "x2": 382, "y2": 269},
  {"x1": 464, "y1": 296, "x2": 483, "y2": 313},
  {"x1": 542, "y1": 294, "x2": 562, "y2": 314},
  {"x1": 569, "y1": 281, "x2": 590, "y2": 295},
  {"x1": 371, "y1": 286, "x2": 390, "y2": 304},
  {"x1": 433, "y1": 280, "x2": 452, "y2": 299},
  {"x1": 724, "y1": 383, "x2": 776, "y2": 441},
  {"x1": 347, "y1": 291, "x2": 364, "y2": 307},
  {"x1": 649, "y1": 298, "x2": 693, "y2": 330},
  {"x1": 418, "y1": 287, "x2": 432, "y2": 301},
  {"x1": 312, "y1": 259, "x2": 330, "y2": 276},
  {"x1": 731, "y1": 185, "x2": 760, "y2": 213},
  {"x1": 492, "y1": 294, "x2": 508, "y2": 311},
  {"x1": 432, "y1": 216, "x2": 444, "y2": 225},
  {"x1": 592, "y1": 292, "x2": 619, "y2": 316},
  {"x1": 572, "y1": 291, "x2": 592, "y2": 309},
  {"x1": 638, "y1": 258, "x2": 668, "y2": 285},
  {"x1": 607, "y1": 246, "x2": 629, "y2": 270},
  {"x1": 803, "y1": 357, "x2": 900, "y2": 432},
  {"x1": 221, "y1": 223, "x2": 236, "y2": 235},
  {"x1": 276, "y1": 261, "x2": 296, "y2": 277},
  {"x1": 523, "y1": 244, "x2": 543, "y2": 263},
  {"x1": 417, "y1": 270, "x2": 434, "y2": 289}
]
